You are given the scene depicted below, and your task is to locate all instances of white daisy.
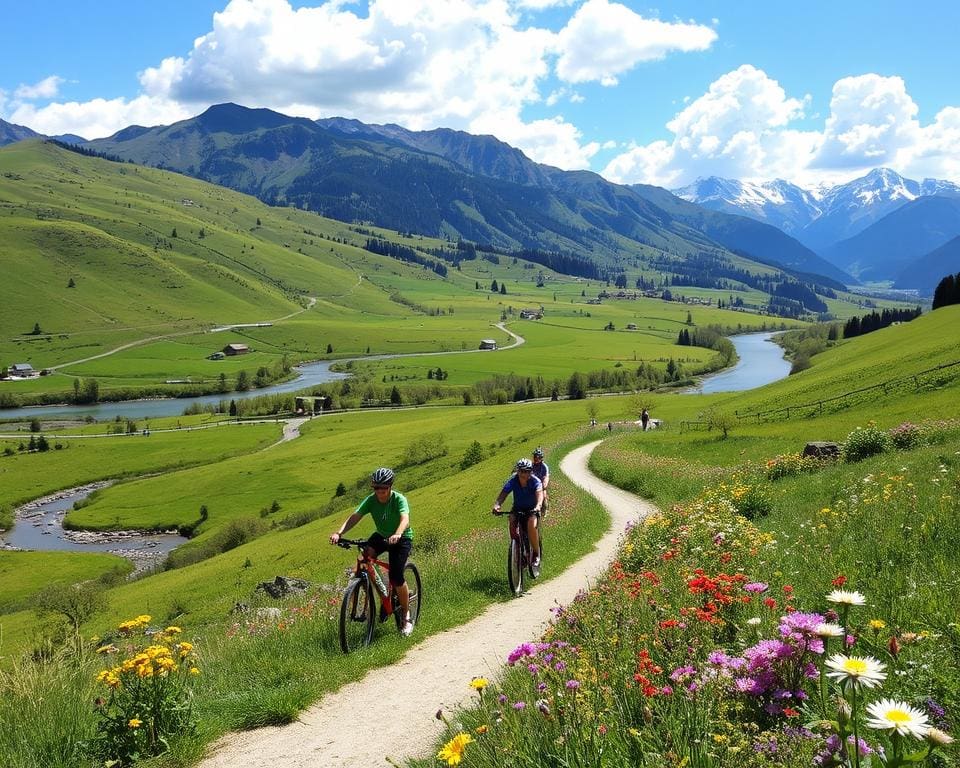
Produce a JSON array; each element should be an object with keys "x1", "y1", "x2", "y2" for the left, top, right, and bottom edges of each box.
[
  {"x1": 866, "y1": 698, "x2": 931, "y2": 738},
  {"x1": 815, "y1": 623, "x2": 845, "y2": 638},
  {"x1": 826, "y1": 590, "x2": 866, "y2": 606},
  {"x1": 824, "y1": 654, "x2": 887, "y2": 689}
]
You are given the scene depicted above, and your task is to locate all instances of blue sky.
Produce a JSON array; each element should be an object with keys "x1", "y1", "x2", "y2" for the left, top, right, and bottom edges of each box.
[{"x1": 3, "y1": 0, "x2": 959, "y2": 187}]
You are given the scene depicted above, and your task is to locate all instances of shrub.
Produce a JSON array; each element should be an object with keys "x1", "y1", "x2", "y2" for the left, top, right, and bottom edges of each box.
[
  {"x1": 841, "y1": 423, "x2": 890, "y2": 462},
  {"x1": 888, "y1": 421, "x2": 922, "y2": 450},
  {"x1": 460, "y1": 440, "x2": 485, "y2": 470},
  {"x1": 400, "y1": 434, "x2": 448, "y2": 467},
  {"x1": 764, "y1": 452, "x2": 823, "y2": 480}
]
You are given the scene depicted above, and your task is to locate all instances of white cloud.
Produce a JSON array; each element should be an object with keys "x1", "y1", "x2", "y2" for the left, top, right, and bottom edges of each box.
[
  {"x1": 14, "y1": 75, "x2": 66, "y2": 101},
  {"x1": 812, "y1": 74, "x2": 919, "y2": 169},
  {"x1": 555, "y1": 0, "x2": 716, "y2": 85},
  {"x1": 3, "y1": 0, "x2": 718, "y2": 169},
  {"x1": 603, "y1": 67, "x2": 960, "y2": 187},
  {"x1": 603, "y1": 65, "x2": 812, "y2": 186},
  {"x1": 9, "y1": 96, "x2": 192, "y2": 141}
]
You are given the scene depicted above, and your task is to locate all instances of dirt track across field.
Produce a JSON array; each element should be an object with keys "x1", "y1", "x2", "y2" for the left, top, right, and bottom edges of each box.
[{"x1": 199, "y1": 439, "x2": 656, "y2": 767}]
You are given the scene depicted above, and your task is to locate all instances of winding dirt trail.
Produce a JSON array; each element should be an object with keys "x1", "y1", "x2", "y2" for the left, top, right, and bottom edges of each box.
[{"x1": 198, "y1": 440, "x2": 656, "y2": 768}]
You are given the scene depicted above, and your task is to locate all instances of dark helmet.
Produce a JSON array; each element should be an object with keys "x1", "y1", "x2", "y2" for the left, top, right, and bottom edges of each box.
[
  {"x1": 371, "y1": 467, "x2": 395, "y2": 485},
  {"x1": 516, "y1": 458, "x2": 533, "y2": 471},
  {"x1": 533, "y1": 447, "x2": 544, "y2": 458}
]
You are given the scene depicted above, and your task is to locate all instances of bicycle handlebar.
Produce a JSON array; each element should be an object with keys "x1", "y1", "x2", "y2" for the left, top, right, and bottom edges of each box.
[{"x1": 335, "y1": 537, "x2": 369, "y2": 549}]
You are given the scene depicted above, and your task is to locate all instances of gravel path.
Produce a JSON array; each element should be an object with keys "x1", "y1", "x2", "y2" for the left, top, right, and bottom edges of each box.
[{"x1": 198, "y1": 439, "x2": 656, "y2": 767}]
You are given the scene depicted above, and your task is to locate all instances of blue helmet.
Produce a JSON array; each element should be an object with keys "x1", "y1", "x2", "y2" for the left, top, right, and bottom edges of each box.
[{"x1": 371, "y1": 467, "x2": 395, "y2": 485}]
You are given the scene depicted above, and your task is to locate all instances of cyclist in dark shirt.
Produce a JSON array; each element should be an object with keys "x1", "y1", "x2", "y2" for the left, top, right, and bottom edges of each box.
[
  {"x1": 330, "y1": 467, "x2": 415, "y2": 636},
  {"x1": 531, "y1": 447, "x2": 550, "y2": 514},
  {"x1": 492, "y1": 458, "x2": 544, "y2": 566}
]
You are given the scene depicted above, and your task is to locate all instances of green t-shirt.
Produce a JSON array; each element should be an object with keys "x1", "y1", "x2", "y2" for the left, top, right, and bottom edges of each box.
[{"x1": 355, "y1": 490, "x2": 413, "y2": 540}]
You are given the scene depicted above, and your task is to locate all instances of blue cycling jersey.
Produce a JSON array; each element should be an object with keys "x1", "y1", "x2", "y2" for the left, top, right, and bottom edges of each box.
[{"x1": 500, "y1": 473, "x2": 542, "y2": 511}]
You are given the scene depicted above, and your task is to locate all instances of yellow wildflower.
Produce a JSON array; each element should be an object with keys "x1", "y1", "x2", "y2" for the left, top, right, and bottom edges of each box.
[
  {"x1": 128, "y1": 719, "x2": 142, "y2": 729},
  {"x1": 164, "y1": 626, "x2": 182, "y2": 634},
  {"x1": 869, "y1": 619, "x2": 887, "y2": 631},
  {"x1": 469, "y1": 677, "x2": 489, "y2": 691},
  {"x1": 437, "y1": 733, "x2": 473, "y2": 766},
  {"x1": 190, "y1": 667, "x2": 201, "y2": 675}
]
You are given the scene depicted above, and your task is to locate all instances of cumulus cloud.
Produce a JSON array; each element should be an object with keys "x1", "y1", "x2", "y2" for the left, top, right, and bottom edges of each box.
[
  {"x1": 555, "y1": 0, "x2": 716, "y2": 86},
  {"x1": 603, "y1": 67, "x2": 960, "y2": 187},
  {"x1": 9, "y1": 96, "x2": 192, "y2": 141},
  {"x1": 603, "y1": 65, "x2": 812, "y2": 186},
  {"x1": 14, "y1": 75, "x2": 66, "y2": 101},
  {"x1": 3, "y1": 0, "x2": 720, "y2": 169},
  {"x1": 812, "y1": 74, "x2": 919, "y2": 169}
]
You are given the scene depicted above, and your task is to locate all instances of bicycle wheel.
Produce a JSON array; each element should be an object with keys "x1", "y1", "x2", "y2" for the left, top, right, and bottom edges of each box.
[
  {"x1": 529, "y1": 525, "x2": 542, "y2": 579},
  {"x1": 393, "y1": 562, "x2": 423, "y2": 631},
  {"x1": 507, "y1": 537, "x2": 523, "y2": 596},
  {"x1": 339, "y1": 576, "x2": 375, "y2": 653}
]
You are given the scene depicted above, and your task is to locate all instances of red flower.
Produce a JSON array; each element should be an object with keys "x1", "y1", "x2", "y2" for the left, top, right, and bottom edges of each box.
[
  {"x1": 783, "y1": 707, "x2": 799, "y2": 718},
  {"x1": 831, "y1": 575, "x2": 847, "y2": 587},
  {"x1": 763, "y1": 597, "x2": 777, "y2": 610},
  {"x1": 782, "y1": 585, "x2": 794, "y2": 595}
]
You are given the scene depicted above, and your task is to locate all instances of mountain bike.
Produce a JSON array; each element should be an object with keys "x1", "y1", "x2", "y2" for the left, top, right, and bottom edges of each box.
[
  {"x1": 335, "y1": 538, "x2": 422, "y2": 653},
  {"x1": 497, "y1": 509, "x2": 543, "y2": 596}
]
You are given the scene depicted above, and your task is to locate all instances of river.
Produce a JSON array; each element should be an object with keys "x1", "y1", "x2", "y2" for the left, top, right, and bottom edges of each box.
[{"x1": 694, "y1": 331, "x2": 789, "y2": 393}]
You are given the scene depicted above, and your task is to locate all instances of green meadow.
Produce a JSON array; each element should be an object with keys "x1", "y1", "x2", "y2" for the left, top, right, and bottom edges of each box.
[{"x1": 1, "y1": 140, "x2": 913, "y2": 408}]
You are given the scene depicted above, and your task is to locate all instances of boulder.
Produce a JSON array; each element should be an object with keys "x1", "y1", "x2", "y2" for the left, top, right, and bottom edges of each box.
[
  {"x1": 254, "y1": 575, "x2": 311, "y2": 599},
  {"x1": 802, "y1": 441, "x2": 840, "y2": 458}
]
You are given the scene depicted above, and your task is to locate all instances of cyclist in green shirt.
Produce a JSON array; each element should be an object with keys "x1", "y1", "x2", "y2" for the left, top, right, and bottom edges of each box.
[{"x1": 330, "y1": 467, "x2": 415, "y2": 636}]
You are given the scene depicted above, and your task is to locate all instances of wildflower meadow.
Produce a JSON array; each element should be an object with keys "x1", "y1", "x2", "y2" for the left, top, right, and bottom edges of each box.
[{"x1": 419, "y1": 418, "x2": 959, "y2": 767}]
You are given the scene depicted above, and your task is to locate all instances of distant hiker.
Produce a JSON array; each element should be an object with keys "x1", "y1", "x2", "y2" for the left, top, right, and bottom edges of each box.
[
  {"x1": 607, "y1": 422, "x2": 613, "y2": 432},
  {"x1": 641, "y1": 408, "x2": 650, "y2": 431}
]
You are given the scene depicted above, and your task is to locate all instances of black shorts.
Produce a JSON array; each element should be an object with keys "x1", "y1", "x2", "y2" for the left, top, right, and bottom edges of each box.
[{"x1": 367, "y1": 533, "x2": 412, "y2": 586}]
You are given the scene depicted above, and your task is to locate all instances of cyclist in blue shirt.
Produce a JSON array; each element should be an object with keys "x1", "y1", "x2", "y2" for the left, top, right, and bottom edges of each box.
[{"x1": 492, "y1": 458, "x2": 544, "y2": 566}]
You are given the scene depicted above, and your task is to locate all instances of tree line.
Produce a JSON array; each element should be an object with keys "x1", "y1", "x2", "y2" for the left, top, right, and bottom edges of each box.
[{"x1": 933, "y1": 272, "x2": 960, "y2": 310}]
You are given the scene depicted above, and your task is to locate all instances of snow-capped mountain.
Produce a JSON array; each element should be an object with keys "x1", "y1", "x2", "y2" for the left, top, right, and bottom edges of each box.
[
  {"x1": 673, "y1": 177, "x2": 821, "y2": 235},
  {"x1": 675, "y1": 168, "x2": 960, "y2": 255}
]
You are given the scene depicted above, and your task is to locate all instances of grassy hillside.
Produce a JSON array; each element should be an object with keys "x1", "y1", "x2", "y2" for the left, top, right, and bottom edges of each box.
[{"x1": 0, "y1": 304, "x2": 958, "y2": 766}]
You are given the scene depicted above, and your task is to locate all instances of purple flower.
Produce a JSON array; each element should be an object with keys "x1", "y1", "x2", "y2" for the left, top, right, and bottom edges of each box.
[
  {"x1": 527, "y1": 663, "x2": 539, "y2": 675},
  {"x1": 744, "y1": 582, "x2": 769, "y2": 593},
  {"x1": 670, "y1": 665, "x2": 696, "y2": 682},
  {"x1": 513, "y1": 701, "x2": 526, "y2": 710},
  {"x1": 508, "y1": 642, "x2": 537, "y2": 665},
  {"x1": 497, "y1": 694, "x2": 508, "y2": 704},
  {"x1": 554, "y1": 661, "x2": 566, "y2": 672},
  {"x1": 565, "y1": 680, "x2": 580, "y2": 690},
  {"x1": 537, "y1": 682, "x2": 547, "y2": 692}
]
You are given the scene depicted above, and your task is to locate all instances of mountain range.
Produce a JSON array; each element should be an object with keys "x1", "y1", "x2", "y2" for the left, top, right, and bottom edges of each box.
[
  {"x1": 676, "y1": 170, "x2": 960, "y2": 289},
  {"x1": 8, "y1": 104, "x2": 956, "y2": 293}
]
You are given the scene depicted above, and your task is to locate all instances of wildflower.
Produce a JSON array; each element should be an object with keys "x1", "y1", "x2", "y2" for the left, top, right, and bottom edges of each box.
[
  {"x1": 470, "y1": 677, "x2": 489, "y2": 691},
  {"x1": 744, "y1": 582, "x2": 769, "y2": 593},
  {"x1": 865, "y1": 698, "x2": 931, "y2": 739},
  {"x1": 747, "y1": 617, "x2": 762, "y2": 626},
  {"x1": 565, "y1": 680, "x2": 580, "y2": 690},
  {"x1": 128, "y1": 718, "x2": 142, "y2": 729},
  {"x1": 513, "y1": 701, "x2": 526, "y2": 711},
  {"x1": 926, "y1": 727, "x2": 955, "y2": 746},
  {"x1": 475, "y1": 725, "x2": 489, "y2": 735},
  {"x1": 164, "y1": 626, "x2": 182, "y2": 634},
  {"x1": 826, "y1": 590, "x2": 866, "y2": 606},
  {"x1": 868, "y1": 619, "x2": 887, "y2": 631},
  {"x1": 831, "y1": 575, "x2": 847, "y2": 587},
  {"x1": 437, "y1": 732, "x2": 473, "y2": 766},
  {"x1": 825, "y1": 654, "x2": 886, "y2": 689},
  {"x1": 189, "y1": 667, "x2": 200, "y2": 675},
  {"x1": 815, "y1": 623, "x2": 845, "y2": 638},
  {"x1": 536, "y1": 699, "x2": 551, "y2": 716}
]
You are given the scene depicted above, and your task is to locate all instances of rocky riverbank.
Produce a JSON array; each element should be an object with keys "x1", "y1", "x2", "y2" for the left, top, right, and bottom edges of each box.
[{"x1": 2, "y1": 481, "x2": 186, "y2": 574}]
